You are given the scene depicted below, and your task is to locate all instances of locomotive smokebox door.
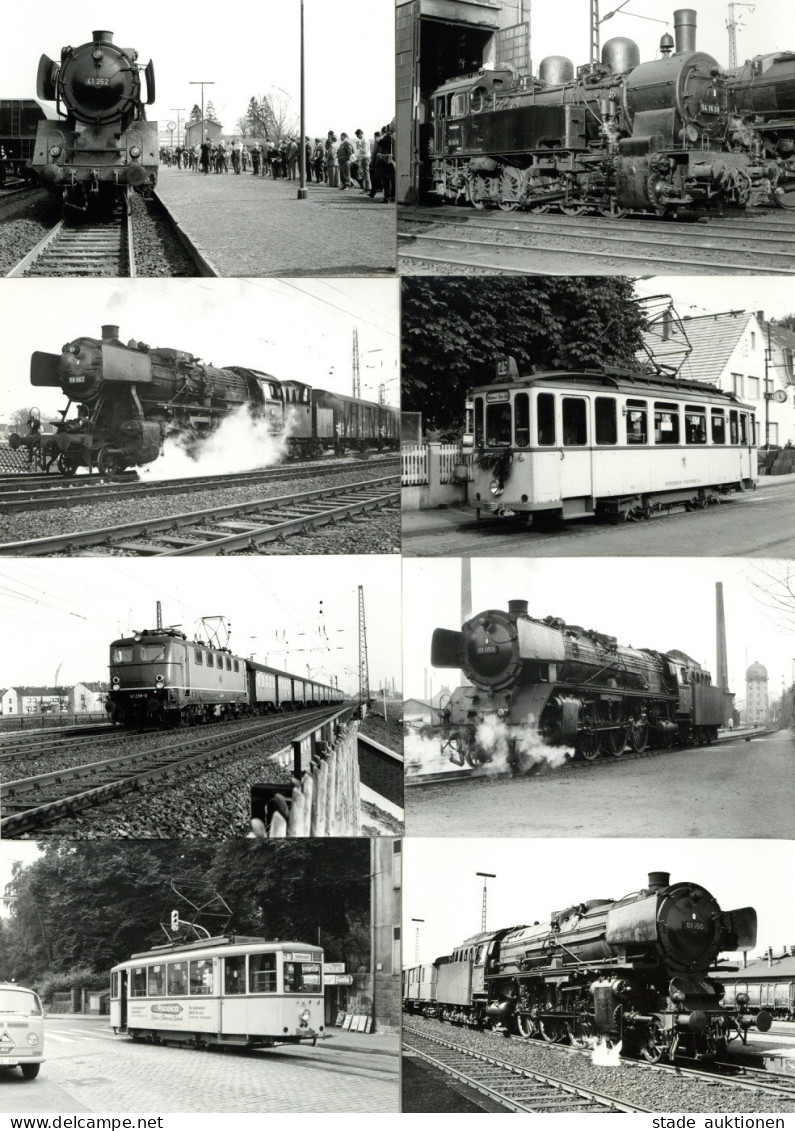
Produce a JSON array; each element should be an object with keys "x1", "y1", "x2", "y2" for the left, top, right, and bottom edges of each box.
[
  {"x1": 101, "y1": 343, "x2": 153, "y2": 384},
  {"x1": 30, "y1": 351, "x2": 62, "y2": 387}
]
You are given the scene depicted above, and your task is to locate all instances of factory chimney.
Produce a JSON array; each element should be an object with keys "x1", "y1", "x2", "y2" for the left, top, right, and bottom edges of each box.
[
  {"x1": 461, "y1": 560, "x2": 472, "y2": 624},
  {"x1": 716, "y1": 582, "x2": 729, "y2": 693}
]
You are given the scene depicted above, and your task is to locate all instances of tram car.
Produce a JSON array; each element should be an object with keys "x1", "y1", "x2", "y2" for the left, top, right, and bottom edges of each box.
[
  {"x1": 0, "y1": 983, "x2": 45, "y2": 1079},
  {"x1": 0, "y1": 99, "x2": 46, "y2": 182},
  {"x1": 107, "y1": 624, "x2": 340, "y2": 726},
  {"x1": 110, "y1": 935, "x2": 325, "y2": 1049},
  {"x1": 721, "y1": 951, "x2": 795, "y2": 1020},
  {"x1": 465, "y1": 356, "x2": 756, "y2": 527},
  {"x1": 429, "y1": 599, "x2": 729, "y2": 767},
  {"x1": 404, "y1": 871, "x2": 772, "y2": 1063},
  {"x1": 424, "y1": 9, "x2": 794, "y2": 215},
  {"x1": 31, "y1": 30, "x2": 157, "y2": 213}
]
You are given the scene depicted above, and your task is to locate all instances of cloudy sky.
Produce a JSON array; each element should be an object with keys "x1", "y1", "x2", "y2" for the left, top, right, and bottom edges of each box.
[
  {"x1": 0, "y1": 278, "x2": 399, "y2": 424},
  {"x1": 403, "y1": 838, "x2": 795, "y2": 967},
  {"x1": 7, "y1": 0, "x2": 394, "y2": 140},
  {"x1": 639, "y1": 277, "x2": 795, "y2": 324},
  {"x1": 403, "y1": 557, "x2": 795, "y2": 704},
  {"x1": 0, "y1": 557, "x2": 401, "y2": 695}
]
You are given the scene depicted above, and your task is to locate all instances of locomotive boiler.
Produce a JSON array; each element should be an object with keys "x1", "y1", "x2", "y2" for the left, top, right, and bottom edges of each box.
[
  {"x1": 409, "y1": 872, "x2": 772, "y2": 1063},
  {"x1": 429, "y1": 600, "x2": 729, "y2": 767},
  {"x1": 31, "y1": 30, "x2": 157, "y2": 212},
  {"x1": 727, "y1": 51, "x2": 795, "y2": 209},
  {"x1": 426, "y1": 8, "x2": 792, "y2": 215}
]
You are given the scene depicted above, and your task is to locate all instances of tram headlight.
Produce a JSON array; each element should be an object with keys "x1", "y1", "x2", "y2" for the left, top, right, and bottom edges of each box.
[
  {"x1": 26, "y1": 1034, "x2": 39, "y2": 1046},
  {"x1": 300, "y1": 1009, "x2": 311, "y2": 1021},
  {"x1": 489, "y1": 480, "x2": 504, "y2": 497}
]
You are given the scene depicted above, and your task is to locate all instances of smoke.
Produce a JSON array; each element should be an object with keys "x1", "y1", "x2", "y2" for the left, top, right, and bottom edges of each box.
[
  {"x1": 475, "y1": 714, "x2": 573, "y2": 775},
  {"x1": 590, "y1": 1038, "x2": 623, "y2": 1067},
  {"x1": 140, "y1": 405, "x2": 294, "y2": 481},
  {"x1": 404, "y1": 729, "x2": 455, "y2": 776}
]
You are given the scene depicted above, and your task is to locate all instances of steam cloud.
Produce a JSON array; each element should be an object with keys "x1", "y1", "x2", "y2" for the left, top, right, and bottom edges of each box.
[
  {"x1": 590, "y1": 1037, "x2": 623, "y2": 1067},
  {"x1": 141, "y1": 405, "x2": 294, "y2": 481},
  {"x1": 404, "y1": 713, "x2": 573, "y2": 777}
]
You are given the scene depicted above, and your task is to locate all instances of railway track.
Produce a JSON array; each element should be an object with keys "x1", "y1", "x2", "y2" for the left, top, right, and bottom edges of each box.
[
  {"x1": 0, "y1": 455, "x2": 399, "y2": 512},
  {"x1": 5, "y1": 200, "x2": 135, "y2": 277},
  {"x1": 0, "y1": 727, "x2": 119, "y2": 763},
  {"x1": 0, "y1": 708, "x2": 336, "y2": 836},
  {"x1": 398, "y1": 205, "x2": 795, "y2": 274},
  {"x1": 0, "y1": 474, "x2": 399, "y2": 556},
  {"x1": 403, "y1": 1026, "x2": 648, "y2": 1113}
]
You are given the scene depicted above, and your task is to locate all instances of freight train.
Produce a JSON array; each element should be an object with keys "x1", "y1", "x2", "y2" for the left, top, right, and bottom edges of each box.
[
  {"x1": 403, "y1": 871, "x2": 772, "y2": 1062},
  {"x1": 107, "y1": 624, "x2": 342, "y2": 726},
  {"x1": 428, "y1": 599, "x2": 730, "y2": 767},
  {"x1": 720, "y1": 950, "x2": 795, "y2": 1021},
  {"x1": 31, "y1": 29, "x2": 157, "y2": 212},
  {"x1": 12, "y1": 325, "x2": 399, "y2": 475},
  {"x1": 423, "y1": 8, "x2": 795, "y2": 216},
  {"x1": 0, "y1": 100, "x2": 46, "y2": 182}
]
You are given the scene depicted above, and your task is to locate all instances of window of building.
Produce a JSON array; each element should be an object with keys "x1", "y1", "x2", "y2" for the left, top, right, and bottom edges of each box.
[
  {"x1": 167, "y1": 962, "x2": 187, "y2": 996},
  {"x1": 595, "y1": 397, "x2": 617, "y2": 445},
  {"x1": 249, "y1": 953, "x2": 277, "y2": 994},
  {"x1": 654, "y1": 403, "x2": 680, "y2": 444},
  {"x1": 393, "y1": 839, "x2": 402, "y2": 888},
  {"x1": 711, "y1": 409, "x2": 726, "y2": 444},
  {"x1": 148, "y1": 964, "x2": 165, "y2": 996},
  {"x1": 562, "y1": 398, "x2": 587, "y2": 446},
  {"x1": 732, "y1": 374, "x2": 744, "y2": 397},
  {"x1": 750, "y1": 331, "x2": 756, "y2": 351},
  {"x1": 130, "y1": 967, "x2": 147, "y2": 997},
  {"x1": 684, "y1": 407, "x2": 707, "y2": 444},
  {"x1": 537, "y1": 393, "x2": 556, "y2": 446},
  {"x1": 224, "y1": 955, "x2": 246, "y2": 995},
  {"x1": 514, "y1": 393, "x2": 530, "y2": 447},
  {"x1": 748, "y1": 376, "x2": 759, "y2": 400},
  {"x1": 625, "y1": 399, "x2": 647, "y2": 444},
  {"x1": 189, "y1": 959, "x2": 213, "y2": 995}
]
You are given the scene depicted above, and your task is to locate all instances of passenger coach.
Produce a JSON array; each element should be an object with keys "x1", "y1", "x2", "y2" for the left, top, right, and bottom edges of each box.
[
  {"x1": 110, "y1": 936, "x2": 325, "y2": 1049},
  {"x1": 468, "y1": 358, "x2": 757, "y2": 525}
]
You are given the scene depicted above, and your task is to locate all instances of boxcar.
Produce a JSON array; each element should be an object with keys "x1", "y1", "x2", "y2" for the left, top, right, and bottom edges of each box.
[{"x1": 0, "y1": 99, "x2": 46, "y2": 180}]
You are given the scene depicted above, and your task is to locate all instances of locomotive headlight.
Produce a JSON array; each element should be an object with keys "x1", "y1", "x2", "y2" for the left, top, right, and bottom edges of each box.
[
  {"x1": 129, "y1": 146, "x2": 141, "y2": 159},
  {"x1": 497, "y1": 708, "x2": 509, "y2": 718},
  {"x1": 156, "y1": 675, "x2": 164, "y2": 686},
  {"x1": 112, "y1": 676, "x2": 120, "y2": 687},
  {"x1": 736, "y1": 993, "x2": 749, "y2": 1007},
  {"x1": 26, "y1": 1034, "x2": 39, "y2": 1046},
  {"x1": 489, "y1": 479, "x2": 504, "y2": 497},
  {"x1": 49, "y1": 145, "x2": 62, "y2": 158}
]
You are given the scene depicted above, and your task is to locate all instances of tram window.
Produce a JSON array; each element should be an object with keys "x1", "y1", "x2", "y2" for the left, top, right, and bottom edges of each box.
[
  {"x1": 729, "y1": 410, "x2": 739, "y2": 444},
  {"x1": 189, "y1": 959, "x2": 213, "y2": 995},
  {"x1": 111, "y1": 972, "x2": 119, "y2": 998},
  {"x1": 167, "y1": 962, "x2": 188, "y2": 996},
  {"x1": 626, "y1": 400, "x2": 647, "y2": 444},
  {"x1": 112, "y1": 646, "x2": 133, "y2": 663},
  {"x1": 148, "y1": 965, "x2": 165, "y2": 996},
  {"x1": 485, "y1": 402, "x2": 512, "y2": 446},
  {"x1": 654, "y1": 403, "x2": 680, "y2": 444},
  {"x1": 685, "y1": 409, "x2": 707, "y2": 444},
  {"x1": 224, "y1": 955, "x2": 246, "y2": 995},
  {"x1": 130, "y1": 967, "x2": 147, "y2": 997},
  {"x1": 195, "y1": 650, "x2": 203, "y2": 665},
  {"x1": 750, "y1": 414, "x2": 756, "y2": 445},
  {"x1": 711, "y1": 410, "x2": 726, "y2": 444},
  {"x1": 740, "y1": 414, "x2": 748, "y2": 444},
  {"x1": 537, "y1": 393, "x2": 556, "y2": 446},
  {"x1": 140, "y1": 644, "x2": 166, "y2": 662},
  {"x1": 514, "y1": 393, "x2": 530, "y2": 447},
  {"x1": 225, "y1": 657, "x2": 232, "y2": 671},
  {"x1": 595, "y1": 398, "x2": 617, "y2": 445},
  {"x1": 249, "y1": 953, "x2": 277, "y2": 994},
  {"x1": 474, "y1": 398, "x2": 484, "y2": 444},
  {"x1": 284, "y1": 961, "x2": 322, "y2": 994},
  {"x1": 562, "y1": 398, "x2": 587, "y2": 446}
]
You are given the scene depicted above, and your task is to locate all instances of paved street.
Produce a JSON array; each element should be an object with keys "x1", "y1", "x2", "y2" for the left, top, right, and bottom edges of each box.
[
  {"x1": 405, "y1": 730, "x2": 795, "y2": 838},
  {"x1": 0, "y1": 1015, "x2": 399, "y2": 1113},
  {"x1": 402, "y1": 473, "x2": 795, "y2": 557}
]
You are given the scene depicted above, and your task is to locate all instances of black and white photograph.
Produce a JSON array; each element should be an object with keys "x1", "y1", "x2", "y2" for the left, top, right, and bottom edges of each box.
[
  {"x1": 0, "y1": 837, "x2": 401, "y2": 1113},
  {"x1": 403, "y1": 556, "x2": 795, "y2": 837},
  {"x1": 0, "y1": 556, "x2": 403, "y2": 839},
  {"x1": 401, "y1": 838, "x2": 795, "y2": 1113},
  {"x1": 401, "y1": 274, "x2": 795, "y2": 558},
  {"x1": 396, "y1": 0, "x2": 795, "y2": 273},
  {"x1": 3, "y1": 0, "x2": 396, "y2": 279},
  {"x1": 0, "y1": 277, "x2": 400, "y2": 556}
]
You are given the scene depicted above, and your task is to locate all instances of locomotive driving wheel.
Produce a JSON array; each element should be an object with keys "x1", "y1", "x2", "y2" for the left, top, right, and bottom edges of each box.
[
  {"x1": 57, "y1": 452, "x2": 79, "y2": 477},
  {"x1": 576, "y1": 730, "x2": 600, "y2": 761},
  {"x1": 97, "y1": 447, "x2": 127, "y2": 476},
  {"x1": 515, "y1": 1013, "x2": 537, "y2": 1039},
  {"x1": 628, "y1": 720, "x2": 648, "y2": 752},
  {"x1": 640, "y1": 1018, "x2": 668, "y2": 1064},
  {"x1": 498, "y1": 167, "x2": 522, "y2": 212},
  {"x1": 567, "y1": 1013, "x2": 598, "y2": 1048},
  {"x1": 465, "y1": 172, "x2": 486, "y2": 210},
  {"x1": 540, "y1": 1018, "x2": 568, "y2": 1043},
  {"x1": 603, "y1": 728, "x2": 626, "y2": 757}
]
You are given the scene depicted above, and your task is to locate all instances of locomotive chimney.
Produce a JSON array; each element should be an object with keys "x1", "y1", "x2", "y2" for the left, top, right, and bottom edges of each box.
[
  {"x1": 92, "y1": 30, "x2": 115, "y2": 44},
  {"x1": 101, "y1": 324, "x2": 120, "y2": 342},
  {"x1": 508, "y1": 599, "x2": 529, "y2": 617},
  {"x1": 673, "y1": 10, "x2": 696, "y2": 54},
  {"x1": 647, "y1": 871, "x2": 670, "y2": 891}
]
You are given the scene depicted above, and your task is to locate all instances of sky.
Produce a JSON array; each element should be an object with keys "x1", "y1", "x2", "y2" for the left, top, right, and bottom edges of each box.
[
  {"x1": 6, "y1": 0, "x2": 394, "y2": 141},
  {"x1": 638, "y1": 278, "x2": 795, "y2": 324},
  {"x1": 402, "y1": 558, "x2": 795, "y2": 704},
  {"x1": 0, "y1": 278, "x2": 399, "y2": 424},
  {"x1": 0, "y1": 557, "x2": 402, "y2": 695},
  {"x1": 403, "y1": 838, "x2": 795, "y2": 967}
]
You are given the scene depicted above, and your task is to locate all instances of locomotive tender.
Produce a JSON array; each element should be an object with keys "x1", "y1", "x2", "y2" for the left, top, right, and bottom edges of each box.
[
  {"x1": 466, "y1": 356, "x2": 756, "y2": 527},
  {"x1": 21, "y1": 324, "x2": 399, "y2": 475},
  {"x1": 107, "y1": 624, "x2": 341, "y2": 726},
  {"x1": 31, "y1": 30, "x2": 157, "y2": 212},
  {"x1": 403, "y1": 871, "x2": 772, "y2": 1063},
  {"x1": 426, "y1": 8, "x2": 795, "y2": 215},
  {"x1": 430, "y1": 598, "x2": 729, "y2": 767}
]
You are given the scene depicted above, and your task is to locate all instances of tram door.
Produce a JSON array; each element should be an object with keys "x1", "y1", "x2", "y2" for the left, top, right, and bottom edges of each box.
[
  {"x1": 559, "y1": 396, "x2": 593, "y2": 509},
  {"x1": 119, "y1": 970, "x2": 128, "y2": 1030}
]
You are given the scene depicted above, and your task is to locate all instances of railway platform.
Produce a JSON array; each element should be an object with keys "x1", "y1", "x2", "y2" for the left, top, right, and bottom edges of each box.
[{"x1": 154, "y1": 166, "x2": 395, "y2": 277}]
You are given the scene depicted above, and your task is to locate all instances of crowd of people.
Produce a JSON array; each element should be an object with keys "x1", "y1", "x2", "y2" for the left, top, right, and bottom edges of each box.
[{"x1": 158, "y1": 123, "x2": 395, "y2": 202}]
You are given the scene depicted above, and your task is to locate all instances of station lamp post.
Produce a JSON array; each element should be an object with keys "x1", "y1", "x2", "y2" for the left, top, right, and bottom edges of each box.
[
  {"x1": 298, "y1": 0, "x2": 307, "y2": 200},
  {"x1": 190, "y1": 81, "x2": 215, "y2": 146}
]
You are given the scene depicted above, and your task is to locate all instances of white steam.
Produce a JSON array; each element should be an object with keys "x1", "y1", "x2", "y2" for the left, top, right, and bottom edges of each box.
[
  {"x1": 590, "y1": 1038, "x2": 623, "y2": 1067},
  {"x1": 404, "y1": 729, "x2": 456, "y2": 777},
  {"x1": 141, "y1": 405, "x2": 294, "y2": 481},
  {"x1": 475, "y1": 714, "x2": 572, "y2": 775}
]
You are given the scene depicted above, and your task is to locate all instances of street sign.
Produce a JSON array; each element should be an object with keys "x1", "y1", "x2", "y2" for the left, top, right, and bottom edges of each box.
[
  {"x1": 325, "y1": 974, "x2": 353, "y2": 986},
  {"x1": 0, "y1": 1030, "x2": 15, "y2": 1053},
  {"x1": 324, "y1": 963, "x2": 345, "y2": 974}
]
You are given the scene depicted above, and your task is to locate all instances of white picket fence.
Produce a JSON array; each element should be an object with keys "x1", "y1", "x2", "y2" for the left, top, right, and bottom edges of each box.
[{"x1": 401, "y1": 442, "x2": 463, "y2": 486}]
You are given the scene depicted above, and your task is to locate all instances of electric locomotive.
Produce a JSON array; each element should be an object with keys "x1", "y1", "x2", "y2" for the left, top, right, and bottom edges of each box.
[
  {"x1": 31, "y1": 30, "x2": 157, "y2": 212},
  {"x1": 406, "y1": 871, "x2": 772, "y2": 1063},
  {"x1": 429, "y1": 599, "x2": 729, "y2": 767}
]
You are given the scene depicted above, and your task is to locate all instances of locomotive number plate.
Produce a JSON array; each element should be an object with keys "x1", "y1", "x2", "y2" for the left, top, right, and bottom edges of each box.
[
  {"x1": 699, "y1": 102, "x2": 720, "y2": 114},
  {"x1": 85, "y1": 77, "x2": 111, "y2": 87},
  {"x1": 477, "y1": 645, "x2": 498, "y2": 654},
  {"x1": 683, "y1": 921, "x2": 705, "y2": 930}
]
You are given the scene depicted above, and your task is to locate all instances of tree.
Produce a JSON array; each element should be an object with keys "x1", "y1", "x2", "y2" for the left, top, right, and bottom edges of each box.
[
  {"x1": 234, "y1": 116, "x2": 249, "y2": 139},
  {"x1": 188, "y1": 104, "x2": 202, "y2": 123},
  {"x1": 747, "y1": 561, "x2": 795, "y2": 634},
  {"x1": 401, "y1": 277, "x2": 647, "y2": 430},
  {"x1": 243, "y1": 93, "x2": 299, "y2": 143},
  {"x1": 7, "y1": 407, "x2": 39, "y2": 432},
  {"x1": 205, "y1": 101, "x2": 218, "y2": 123}
]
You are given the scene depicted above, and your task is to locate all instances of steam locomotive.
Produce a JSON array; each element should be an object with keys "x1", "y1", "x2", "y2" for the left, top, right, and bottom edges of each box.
[
  {"x1": 403, "y1": 871, "x2": 772, "y2": 1063},
  {"x1": 14, "y1": 325, "x2": 399, "y2": 476},
  {"x1": 425, "y1": 8, "x2": 795, "y2": 215},
  {"x1": 429, "y1": 599, "x2": 731, "y2": 767},
  {"x1": 30, "y1": 30, "x2": 157, "y2": 212}
]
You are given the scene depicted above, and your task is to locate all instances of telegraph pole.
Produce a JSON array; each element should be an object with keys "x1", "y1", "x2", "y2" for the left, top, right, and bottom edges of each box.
[
  {"x1": 727, "y1": 2, "x2": 755, "y2": 68},
  {"x1": 190, "y1": 81, "x2": 215, "y2": 145},
  {"x1": 358, "y1": 585, "x2": 370, "y2": 708},
  {"x1": 298, "y1": 0, "x2": 308, "y2": 200}
]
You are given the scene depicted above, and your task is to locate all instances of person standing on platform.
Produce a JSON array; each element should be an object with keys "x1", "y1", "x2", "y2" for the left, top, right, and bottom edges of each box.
[
  {"x1": 354, "y1": 129, "x2": 371, "y2": 192},
  {"x1": 232, "y1": 139, "x2": 242, "y2": 173},
  {"x1": 377, "y1": 123, "x2": 395, "y2": 202},
  {"x1": 286, "y1": 137, "x2": 299, "y2": 180},
  {"x1": 338, "y1": 133, "x2": 355, "y2": 189},
  {"x1": 313, "y1": 139, "x2": 325, "y2": 183},
  {"x1": 200, "y1": 135, "x2": 211, "y2": 174},
  {"x1": 251, "y1": 142, "x2": 262, "y2": 175},
  {"x1": 305, "y1": 137, "x2": 313, "y2": 181},
  {"x1": 369, "y1": 130, "x2": 382, "y2": 198},
  {"x1": 325, "y1": 132, "x2": 339, "y2": 187}
]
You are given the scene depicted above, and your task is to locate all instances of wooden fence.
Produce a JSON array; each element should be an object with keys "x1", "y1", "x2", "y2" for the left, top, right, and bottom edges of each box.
[{"x1": 401, "y1": 442, "x2": 463, "y2": 486}]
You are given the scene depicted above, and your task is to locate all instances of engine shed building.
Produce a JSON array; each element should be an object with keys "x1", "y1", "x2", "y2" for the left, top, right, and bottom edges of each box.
[{"x1": 397, "y1": 0, "x2": 530, "y2": 203}]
